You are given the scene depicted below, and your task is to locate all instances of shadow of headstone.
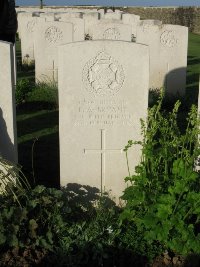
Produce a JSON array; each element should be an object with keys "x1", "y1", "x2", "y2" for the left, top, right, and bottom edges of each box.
[{"x1": 0, "y1": 108, "x2": 15, "y2": 162}]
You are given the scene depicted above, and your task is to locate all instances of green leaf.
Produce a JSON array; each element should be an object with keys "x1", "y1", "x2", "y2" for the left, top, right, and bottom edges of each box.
[
  {"x1": 8, "y1": 234, "x2": 18, "y2": 247},
  {"x1": 29, "y1": 219, "x2": 38, "y2": 239},
  {"x1": 39, "y1": 238, "x2": 52, "y2": 250},
  {"x1": 172, "y1": 159, "x2": 185, "y2": 177},
  {"x1": 29, "y1": 199, "x2": 39, "y2": 208},
  {"x1": 33, "y1": 185, "x2": 45, "y2": 194},
  {"x1": 119, "y1": 209, "x2": 135, "y2": 222},
  {"x1": 156, "y1": 204, "x2": 172, "y2": 219},
  {"x1": 46, "y1": 231, "x2": 53, "y2": 244},
  {"x1": 0, "y1": 233, "x2": 6, "y2": 245}
]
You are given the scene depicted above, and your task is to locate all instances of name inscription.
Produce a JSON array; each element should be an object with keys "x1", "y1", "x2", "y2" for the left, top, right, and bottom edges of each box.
[{"x1": 74, "y1": 98, "x2": 133, "y2": 126}]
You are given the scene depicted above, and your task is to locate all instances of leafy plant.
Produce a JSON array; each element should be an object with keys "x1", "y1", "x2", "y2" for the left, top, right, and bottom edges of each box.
[
  {"x1": 0, "y1": 185, "x2": 71, "y2": 250},
  {"x1": 16, "y1": 78, "x2": 33, "y2": 105},
  {"x1": 0, "y1": 184, "x2": 164, "y2": 266},
  {"x1": 28, "y1": 79, "x2": 58, "y2": 109},
  {"x1": 0, "y1": 157, "x2": 30, "y2": 206},
  {"x1": 121, "y1": 93, "x2": 200, "y2": 255}
]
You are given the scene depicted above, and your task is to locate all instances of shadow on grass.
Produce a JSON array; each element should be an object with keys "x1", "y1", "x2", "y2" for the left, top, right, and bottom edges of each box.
[
  {"x1": 37, "y1": 182, "x2": 149, "y2": 266},
  {"x1": 38, "y1": 247, "x2": 148, "y2": 267},
  {"x1": 186, "y1": 72, "x2": 199, "y2": 86},
  {"x1": 187, "y1": 55, "x2": 200, "y2": 66},
  {"x1": 17, "y1": 70, "x2": 35, "y2": 82},
  {"x1": 18, "y1": 132, "x2": 60, "y2": 188},
  {"x1": 17, "y1": 108, "x2": 58, "y2": 137},
  {"x1": 184, "y1": 254, "x2": 200, "y2": 267}
]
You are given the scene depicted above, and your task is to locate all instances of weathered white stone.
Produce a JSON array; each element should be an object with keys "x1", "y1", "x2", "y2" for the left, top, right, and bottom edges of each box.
[
  {"x1": 106, "y1": 9, "x2": 114, "y2": 13},
  {"x1": 55, "y1": 12, "x2": 83, "y2": 20},
  {"x1": 83, "y1": 12, "x2": 99, "y2": 35},
  {"x1": 58, "y1": 17, "x2": 85, "y2": 41},
  {"x1": 19, "y1": 16, "x2": 39, "y2": 64},
  {"x1": 104, "y1": 12, "x2": 122, "y2": 20},
  {"x1": 97, "y1": 8, "x2": 105, "y2": 18},
  {"x1": 160, "y1": 25, "x2": 188, "y2": 95},
  {"x1": 91, "y1": 21, "x2": 132, "y2": 41},
  {"x1": 0, "y1": 41, "x2": 17, "y2": 163},
  {"x1": 122, "y1": 13, "x2": 140, "y2": 37},
  {"x1": 17, "y1": 12, "x2": 33, "y2": 39},
  {"x1": 39, "y1": 12, "x2": 56, "y2": 21},
  {"x1": 34, "y1": 20, "x2": 73, "y2": 82},
  {"x1": 58, "y1": 40, "x2": 149, "y2": 200},
  {"x1": 137, "y1": 23, "x2": 188, "y2": 95}
]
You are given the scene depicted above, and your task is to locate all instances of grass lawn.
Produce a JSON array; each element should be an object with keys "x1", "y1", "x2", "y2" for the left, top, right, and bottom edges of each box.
[
  {"x1": 16, "y1": 32, "x2": 200, "y2": 187},
  {"x1": 186, "y1": 33, "x2": 200, "y2": 101}
]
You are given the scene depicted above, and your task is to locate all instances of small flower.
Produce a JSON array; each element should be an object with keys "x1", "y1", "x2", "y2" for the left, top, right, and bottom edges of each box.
[{"x1": 106, "y1": 226, "x2": 113, "y2": 234}]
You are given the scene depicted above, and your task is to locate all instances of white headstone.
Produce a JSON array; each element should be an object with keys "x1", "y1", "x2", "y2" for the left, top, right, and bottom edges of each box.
[
  {"x1": 122, "y1": 13, "x2": 140, "y2": 37},
  {"x1": 83, "y1": 12, "x2": 99, "y2": 36},
  {"x1": 39, "y1": 12, "x2": 56, "y2": 21},
  {"x1": 17, "y1": 12, "x2": 33, "y2": 39},
  {"x1": 20, "y1": 16, "x2": 39, "y2": 64},
  {"x1": 91, "y1": 21, "x2": 132, "y2": 41},
  {"x1": 137, "y1": 23, "x2": 188, "y2": 95},
  {"x1": 58, "y1": 17, "x2": 85, "y2": 41},
  {"x1": 104, "y1": 12, "x2": 122, "y2": 20},
  {"x1": 34, "y1": 20, "x2": 73, "y2": 82},
  {"x1": 0, "y1": 42, "x2": 17, "y2": 163},
  {"x1": 98, "y1": 9, "x2": 105, "y2": 19},
  {"x1": 58, "y1": 40, "x2": 149, "y2": 200},
  {"x1": 55, "y1": 12, "x2": 83, "y2": 20}
]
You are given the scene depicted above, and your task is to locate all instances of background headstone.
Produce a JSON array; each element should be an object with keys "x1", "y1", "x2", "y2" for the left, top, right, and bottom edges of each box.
[
  {"x1": 0, "y1": 42, "x2": 18, "y2": 163},
  {"x1": 58, "y1": 17, "x2": 85, "y2": 41},
  {"x1": 20, "y1": 16, "x2": 39, "y2": 64},
  {"x1": 104, "y1": 12, "x2": 122, "y2": 20},
  {"x1": 34, "y1": 20, "x2": 73, "y2": 82},
  {"x1": 58, "y1": 40, "x2": 149, "y2": 200},
  {"x1": 122, "y1": 13, "x2": 140, "y2": 37},
  {"x1": 91, "y1": 21, "x2": 132, "y2": 41},
  {"x1": 83, "y1": 12, "x2": 99, "y2": 36},
  {"x1": 137, "y1": 22, "x2": 188, "y2": 95}
]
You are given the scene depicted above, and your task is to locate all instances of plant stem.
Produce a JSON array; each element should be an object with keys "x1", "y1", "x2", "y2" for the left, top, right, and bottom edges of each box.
[
  {"x1": 125, "y1": 151, "x2": 131, "y2": 177},
  {"x1": 32, "y1": 138, "x2": 38, "y2": 185}
]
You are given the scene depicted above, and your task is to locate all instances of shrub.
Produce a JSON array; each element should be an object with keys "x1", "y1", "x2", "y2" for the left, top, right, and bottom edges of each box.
[
  {"x1": 16, "y1": 79, "x2": 33, "y2": 106},
  {"x1": 28, "y1": 80, "x2": 58, "y2": 109},
  {"x1": 0, "y1": 186, "x2": 161, "y2": 266},
  {"x1": 0, "y1": 157, "x2": 30, "y2": 206},
  {"x1": 0, "y1": 185, "x2": 71, "y2": 250},
  {"x1": 121, "y1": 93, "x2": 200, "y2": 255}
]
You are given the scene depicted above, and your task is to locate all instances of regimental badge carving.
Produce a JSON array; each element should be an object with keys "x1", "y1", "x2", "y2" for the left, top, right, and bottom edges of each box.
[
  {"x1": 160, "y1": 30, "x2": 178, "y2": 48},
  {"x1": 82, "y1": 51, "x2": 125, "y2": 97},
  {"x1": 27, "y1": 20, "x2": 37, "y2": 33},
  {"x1": 45, "y1": 26, "x2": 63, "y2": 44},
  {"x1": 103, "y1": 28, "x2": 120, "y2": 40}
]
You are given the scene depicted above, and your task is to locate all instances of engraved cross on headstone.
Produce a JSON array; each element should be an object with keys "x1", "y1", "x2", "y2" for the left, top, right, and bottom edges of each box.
[
  {"x1": 47, "y1": 60, "x2": 58, "y2": 83},
  {"x1": 84, "y1": 129, "x2": 123, "y2": 193}
]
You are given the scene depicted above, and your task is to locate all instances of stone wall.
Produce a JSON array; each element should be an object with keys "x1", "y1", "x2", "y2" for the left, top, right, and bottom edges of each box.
[{"x1": 122, "y1": 7, "x2": 200, "y2": 34}]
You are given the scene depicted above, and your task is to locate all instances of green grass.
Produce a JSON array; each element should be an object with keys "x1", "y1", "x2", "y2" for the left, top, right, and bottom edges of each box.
[
  {"x1": 16, "y1": 38, "x2": 35, "y2": 82},
  {"x1": 17, "y1": 108, "x2": 59, "y2": 187},
  {"x1": 186, "y1": 33, "x2": 200, "y2": 102},
  {"x1": 16, "y1": 33, "x2": 200, "y2": 188}
]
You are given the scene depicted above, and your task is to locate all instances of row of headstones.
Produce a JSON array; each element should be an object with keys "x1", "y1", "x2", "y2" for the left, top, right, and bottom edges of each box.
[
  {"x1": 17, "y1": 9, "x2": 188, "y2": 95},
  {"x1": 0, "y1": 39, "x2": 148, "y2": 200},
  {"x1": 0, "y1": 5, "x2": 189, "y2": 199},
  {"x1": 0, "y1": 37, "x2": 196, "y2": 200}
]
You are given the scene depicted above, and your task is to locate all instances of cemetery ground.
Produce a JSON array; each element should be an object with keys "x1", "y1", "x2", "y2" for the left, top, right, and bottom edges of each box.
[{"x1": 0, "y1": 33, "x2": 200, "y2": 267}]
